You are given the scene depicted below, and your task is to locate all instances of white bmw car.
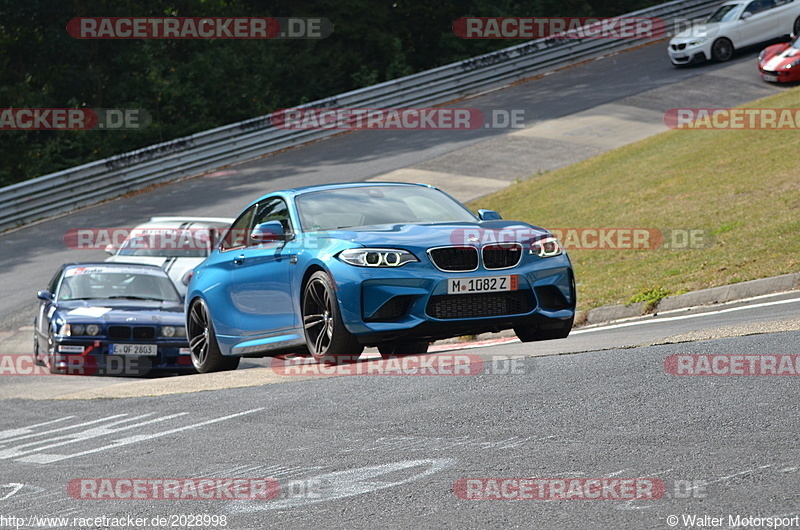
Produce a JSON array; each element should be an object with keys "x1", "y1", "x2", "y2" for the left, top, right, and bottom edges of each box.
[
  {"x1": 668, "y1": 0, "x2": 800, "y2": 65},
  {"x1": 105, "y1": 217, "x2": 233, "y2": 295}
]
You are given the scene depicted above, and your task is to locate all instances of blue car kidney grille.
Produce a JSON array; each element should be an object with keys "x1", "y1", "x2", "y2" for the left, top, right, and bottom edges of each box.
[
  {"x1": 429, "y1": 247, "x2": 479, "y2": 271},
  {"x1": 427, "y1": 292, "x2": 531, "y2": 319},
  {"x1": 482, "y1": 244, "x2": 522, "y2": 269}
]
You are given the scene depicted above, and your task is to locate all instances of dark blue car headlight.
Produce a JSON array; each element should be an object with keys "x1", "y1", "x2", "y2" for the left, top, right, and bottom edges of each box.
[
  {"x1": 337, "y1": 248, "x2": 419, "y2": 267},
  {"x1": 60, "y1": 323, "x2": 101, "y2": 336},
  {"x1": 161, "y1": 326, "x2": 187, "y2": 338},
  {"x1": 530, "y1": 237, "x2": 562, "y2": 258}
]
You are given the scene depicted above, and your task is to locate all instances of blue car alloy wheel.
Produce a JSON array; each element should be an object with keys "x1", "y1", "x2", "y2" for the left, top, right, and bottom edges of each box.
[
  {"x1": 187, "y1": 298, "x2": 241, "y2": 372},
  {"x1": 302, "y1": 271, "x2": 363, "y2": 364},
  {"x1": 186, "y1": 182, "x2": 576, "y2": 373}
]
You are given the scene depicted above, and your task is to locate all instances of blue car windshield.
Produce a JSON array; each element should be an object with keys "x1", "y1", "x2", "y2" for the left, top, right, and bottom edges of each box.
[
  {"x1": 58, "y1": 268, "x2": 180, "y2": 302},
  {"x1": 295, "y1": 186, "x2": 478, "y2": 231},
  {"x1": 706, "y1": 5, "x2": 739, "y2": 22}
]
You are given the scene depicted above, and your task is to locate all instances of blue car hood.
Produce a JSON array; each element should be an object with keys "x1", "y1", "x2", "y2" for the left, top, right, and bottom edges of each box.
[{"x1": 310, "y1": 221, "x2": 550, "y2": 252}]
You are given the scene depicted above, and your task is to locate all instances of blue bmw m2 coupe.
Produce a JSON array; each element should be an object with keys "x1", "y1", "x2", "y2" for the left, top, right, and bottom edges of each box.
[{"x1": 186, "y1": 182, "x2": 575, "y2": 372}]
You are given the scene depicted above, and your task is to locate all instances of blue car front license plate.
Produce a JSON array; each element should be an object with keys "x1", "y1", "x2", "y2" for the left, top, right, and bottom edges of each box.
[
  {"x1": 447, "y1": 275, "x2": 518, "y2": 295},
  {"x1": 111, "y1": 344, "x2": 157, "y2": 356}
]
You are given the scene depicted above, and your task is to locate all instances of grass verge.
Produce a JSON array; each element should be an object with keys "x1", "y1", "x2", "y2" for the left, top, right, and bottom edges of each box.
[{"x1": 469, "y1": 88, "x2": 800, "y2": 311}]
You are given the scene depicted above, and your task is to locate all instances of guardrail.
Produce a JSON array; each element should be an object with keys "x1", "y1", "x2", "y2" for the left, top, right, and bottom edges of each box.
[{"x1": 0, "y1": 0, "x2": 719, "y2": 232}]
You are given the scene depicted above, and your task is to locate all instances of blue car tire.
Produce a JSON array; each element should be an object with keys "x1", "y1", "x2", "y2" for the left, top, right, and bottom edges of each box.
[
  {"x1": 302, "y1": 271, "x2": 364, "y2": 365},
  {"x1": 188, "y1": 299, "x2": 240, "y2": 372}
]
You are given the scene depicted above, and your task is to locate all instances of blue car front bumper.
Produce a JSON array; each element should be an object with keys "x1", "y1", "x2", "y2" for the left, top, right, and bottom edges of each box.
[{"x1": 328, "y1": 256, "x2": 575, "y2": 345}]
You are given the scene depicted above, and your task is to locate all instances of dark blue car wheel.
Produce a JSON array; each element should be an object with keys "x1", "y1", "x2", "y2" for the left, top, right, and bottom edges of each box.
[
  {"x1": 302, "y1": 271, "x2": 363, "y2": 364},
  {"x1": 33, "y1": 327, "x2": 45, "y2": 367},
  {"x1": 188, "y1": 299, "x2": 240, "y2": 373},
  {"x1": 46, "y1": 330, "x2": 61, "y2": 374}
]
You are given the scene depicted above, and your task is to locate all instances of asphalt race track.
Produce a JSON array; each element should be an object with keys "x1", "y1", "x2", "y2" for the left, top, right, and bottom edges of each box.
[
  {"x1": 2, "y1": 294, "x2": 800, "y2": 529},
  {"x1": 1, "y1": 40, "x2": 799, "y2": 529}
]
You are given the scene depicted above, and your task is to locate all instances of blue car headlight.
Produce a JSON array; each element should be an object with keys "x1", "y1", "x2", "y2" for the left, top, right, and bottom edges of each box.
[
  {"x1": 337, "y1": 248, "x2": 419, "y2": 267},
  {"x1": 530, "y1": 237, "x2": 562, "y2": 258}
]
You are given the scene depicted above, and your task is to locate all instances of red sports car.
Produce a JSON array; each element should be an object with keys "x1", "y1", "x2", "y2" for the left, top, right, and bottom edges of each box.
[{"x1": 759, "y1": 35, "x2": 800, "y2": 83}]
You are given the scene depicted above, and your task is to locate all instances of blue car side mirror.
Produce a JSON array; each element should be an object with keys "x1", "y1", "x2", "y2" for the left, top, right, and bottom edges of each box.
[
  {"x1": 250, "y1": 221, "x2": 288, "y2": 243},
  {"x1": 478, "y1": 209, "x2": 502, "y2": 221}
]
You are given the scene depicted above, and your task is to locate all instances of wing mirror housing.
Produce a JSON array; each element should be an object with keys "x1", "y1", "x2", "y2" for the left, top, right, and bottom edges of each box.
[
  {"x1": 478, "y1": 209, "x2": 503, "y2": 221},
  {"x1": 37, "y1": 290, "x2": 53, "y2": 301},
  {"x1": 250, "y1": 221, "x2": 289, "y2": 243}
]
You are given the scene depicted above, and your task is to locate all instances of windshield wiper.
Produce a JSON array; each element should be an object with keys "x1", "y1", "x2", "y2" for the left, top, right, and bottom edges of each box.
[{"x1": 107, "y1": 295, "x2": 168, "y2": 301}]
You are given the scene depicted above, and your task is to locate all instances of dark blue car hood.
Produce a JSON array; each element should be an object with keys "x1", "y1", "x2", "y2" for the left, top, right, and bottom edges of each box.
[{"x1": 53, "y1": 299, "x2": 185, "y2": 325}]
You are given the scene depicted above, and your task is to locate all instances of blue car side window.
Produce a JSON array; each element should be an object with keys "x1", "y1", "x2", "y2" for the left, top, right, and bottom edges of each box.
[
  {"x1": 220, "y1": 206, "x2": 256, "y2": 252},
  {"x1": 248, "y1": 198, "x2": 293, "y2": 246}
]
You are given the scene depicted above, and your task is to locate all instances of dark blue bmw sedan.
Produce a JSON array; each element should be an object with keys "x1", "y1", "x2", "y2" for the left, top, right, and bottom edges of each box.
[
  {"x1": 34, "y1": 263, "x2": 195, "y2": 375},
  {"x1": 186, "y1": 182, "x2": 575, "y2": 372}
]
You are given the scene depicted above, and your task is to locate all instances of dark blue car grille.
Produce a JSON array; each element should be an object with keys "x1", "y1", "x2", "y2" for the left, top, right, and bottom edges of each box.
[
  {"x1": 108, "y1": 326, "x2": 156, "y2": 340},
  {"x1": 428, "y1": 247, "x2": 479, "y2": 271},
  {"x1": 426, "y1": 292, "x2": 531, "y2": 319}
]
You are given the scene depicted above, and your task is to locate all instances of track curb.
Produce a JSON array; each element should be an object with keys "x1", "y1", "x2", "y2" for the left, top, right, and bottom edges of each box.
[{"x1": 584, "y1": 273, "x2": 800, "y2": 325}]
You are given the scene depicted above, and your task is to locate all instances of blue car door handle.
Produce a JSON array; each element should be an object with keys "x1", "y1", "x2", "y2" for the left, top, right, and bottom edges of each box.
[{"x1": 233, "y1": 254, "x2": 245, "y2": 265}]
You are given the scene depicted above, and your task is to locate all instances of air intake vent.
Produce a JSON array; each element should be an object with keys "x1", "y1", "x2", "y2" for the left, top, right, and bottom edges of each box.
[{"x1": 426, "y1": 292, "x2": 531, "y2": 319}]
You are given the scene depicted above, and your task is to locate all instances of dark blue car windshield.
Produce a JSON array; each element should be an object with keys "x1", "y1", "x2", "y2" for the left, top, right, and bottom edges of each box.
[
  {"x1": 295, "y1": 186, "x2": 477, "y2": 231},
  {"x1": 58, "y1": 268, "x2": 180, "y2": 302}
]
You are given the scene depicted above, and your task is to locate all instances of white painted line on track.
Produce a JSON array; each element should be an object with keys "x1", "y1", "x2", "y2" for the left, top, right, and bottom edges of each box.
[
  {"x1": 432, "y1": 295, "x2": 800, "y2": 353},
  {"x1": 0, "y1": 417, "x2": 75, "y2": 440},
  {"x1": 0, "y1": 414, "x2": 127, "y2": 445},
  {"x1": 573, "y1": 297, "x2": 800, "y2": 334},
  {"x1": 0, "y1": 413, "x2": 188, "y2": 460},
  {"x1": 14, "y1": 408, "x2": 263, "y2": 464}
]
